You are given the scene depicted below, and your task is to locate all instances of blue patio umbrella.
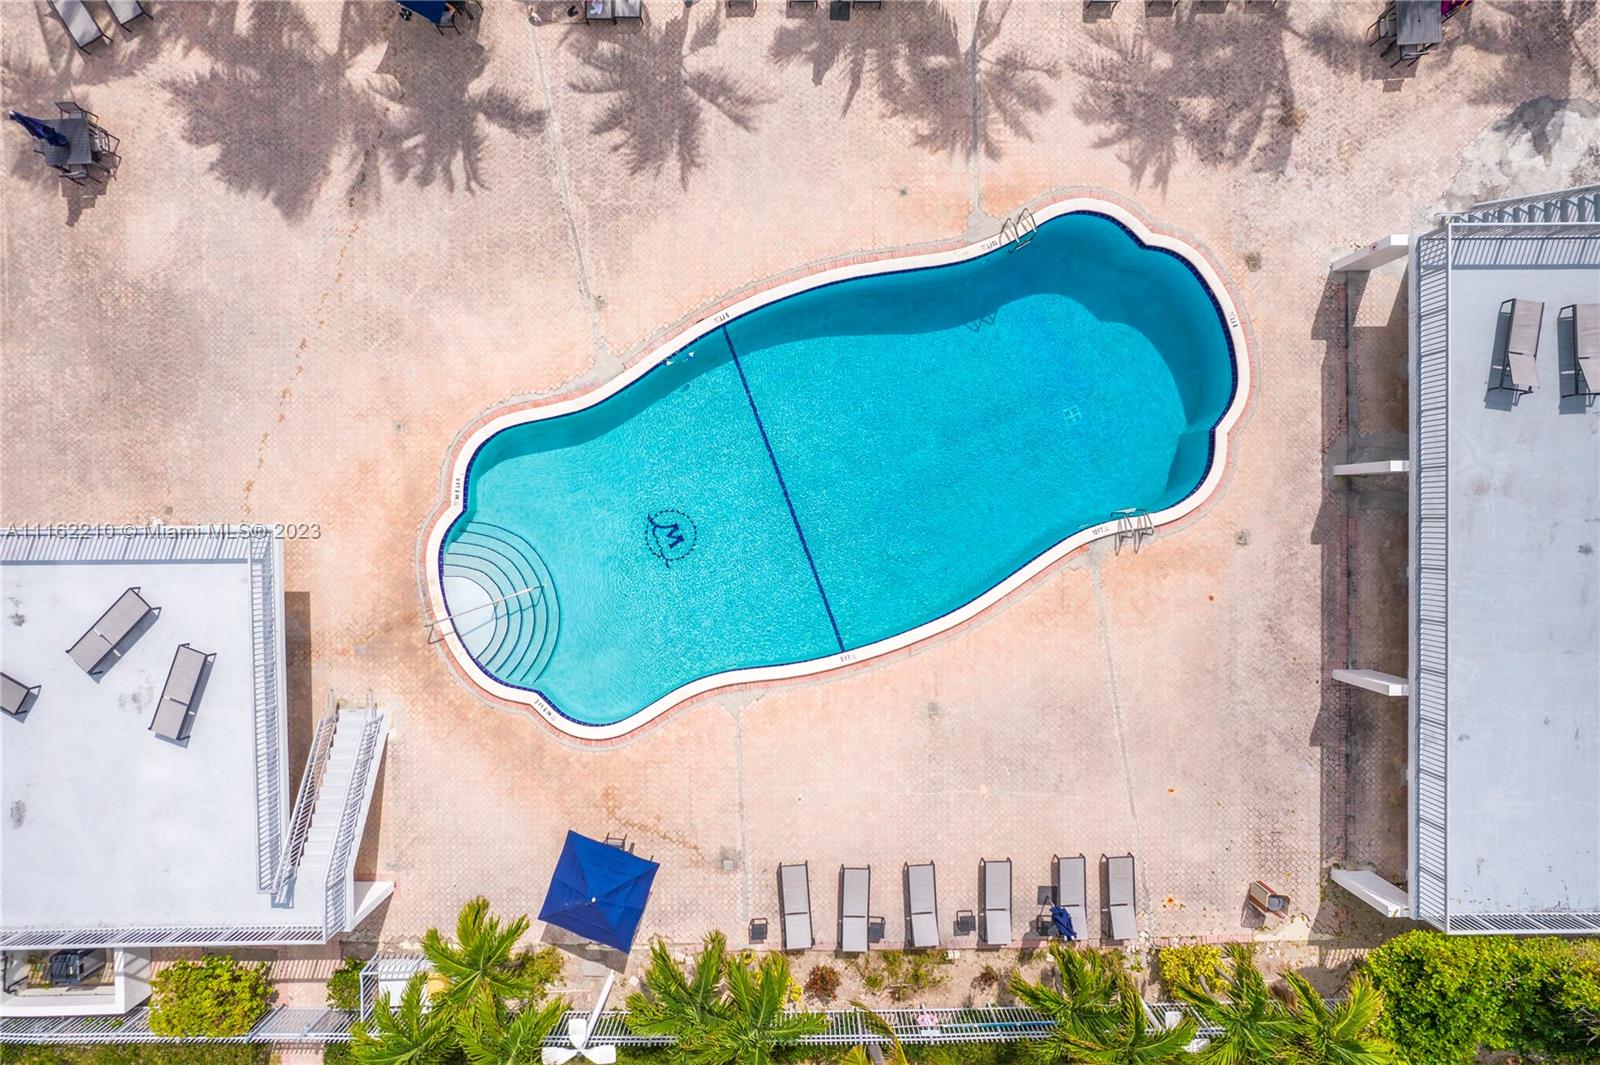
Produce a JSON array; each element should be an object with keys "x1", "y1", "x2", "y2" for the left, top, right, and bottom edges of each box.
[
  {"x1": 538, "y1": 831, "x2": 659, "y2": 953},
  {"x1": 7, "y1": 111, "x2": 69, "y2": 148}
]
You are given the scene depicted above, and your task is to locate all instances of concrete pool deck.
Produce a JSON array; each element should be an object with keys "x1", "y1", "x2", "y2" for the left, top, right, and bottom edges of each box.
[{"x1": 2, "y1": 0, "x2": 1596, "y2": 972}]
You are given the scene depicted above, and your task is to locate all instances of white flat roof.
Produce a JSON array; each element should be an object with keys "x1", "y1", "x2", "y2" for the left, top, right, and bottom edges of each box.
[
  {"x1": 1436, "y1": 227, "x2": 1600, "y2": 919},
  {"x1": 0, "y1": 549, "x2": 315, "y2": 934}
]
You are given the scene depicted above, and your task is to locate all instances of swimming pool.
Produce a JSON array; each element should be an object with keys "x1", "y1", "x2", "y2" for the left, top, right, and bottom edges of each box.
[{"x1": 426, "y1": 199, "x2": 1249, "y2": 737}]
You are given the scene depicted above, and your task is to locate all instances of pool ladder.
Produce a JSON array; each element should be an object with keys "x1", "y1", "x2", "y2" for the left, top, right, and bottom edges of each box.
[
  {"x1": 998, "y1": 207, "x2": 1038, "y2": 252},
  {"x1": 1111, "y1": 508, "x2": 1153, "y2": 554}
]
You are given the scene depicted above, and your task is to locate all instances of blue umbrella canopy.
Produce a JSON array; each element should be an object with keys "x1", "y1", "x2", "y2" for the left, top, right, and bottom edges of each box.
[
  {"x1": 7, "y1": 111, "x2": 69, "y2": 148},
  {"x1": 538, "y1": 831, "x2": 659, "y2": 953}
]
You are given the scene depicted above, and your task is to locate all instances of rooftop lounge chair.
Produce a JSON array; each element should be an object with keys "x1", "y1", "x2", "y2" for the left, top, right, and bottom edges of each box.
[
  {"x1": 1053, "y1": 854, "x2": 1088, "y2": 941},
  {"x1": 1105, "y1": 854, "x2": 1137, "y2": 942},
  {"x1": 49, "y1": 0, "x2": 107, "y2": 51},
  {"x1": 840, "y1": 865, "x2": 870, "y2": 953},
  {"x1": 150, "y1": 644, "x2": 213, "y2": 742},
  {"x1": 67, "y1": 587, "x2": 153, "y2": 675},
  {"x1": 981, "y1": 858, "x2": 1012, "y2": 946},
  {"x1": 1566, "y1": 303, "x2": 1597, "y2": 397},
  {"x1": 779, "y1": 862, "x2": 813, "y2": 951},
  {"x1": 905, "y1": 862, "x2": 939, "y2": 949},
  {"x1": 106, "y1": 0, "x2": 150, "y2": 27},
  {"x1": 1496, "y1": 298, "x2": 1543, "y2": 394},
  {"x1": 1, "y1": 672, "x2": 38, "y2": 717}
]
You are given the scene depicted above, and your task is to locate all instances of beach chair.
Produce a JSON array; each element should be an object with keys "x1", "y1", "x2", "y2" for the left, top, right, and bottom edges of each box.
[
  {"x1": 1, "y1": 673, "x2": 38, "y2": 717},
  {"x1": 1496, "y1": 299, "x2": 1543, "y2": 394},
  {"x1": 150, "y1": 644, "x2": 213, "y2": 742},
  {"x1": 50, "y1": 0, "x2": 107, "y2": 51},
  {"x1": 980, "y1": 858, "x2": 1012, "y2": 946},
  {"x1": 106, "y1": 0, "x2": 150, "y2": 27},
  {"x1": 905, "y1": 862, "x2": 939, "y2": 949},
  {"x1": 1105, "y1": 854, "x2": 1138, "y2": 942},
  {"x1": 67, "y1": 588, "x2": 154, "y2": 675},
  {"x1": 1566, "y1": 304, "x2": 1597, "y2": 397},
  {"x1": 840, "y1": 866, "x2": 870, "y2": 953},
  {"x1": 615, "y1": 0, "x2": 643, "y2": 16},
  {"x1": 778, "y1": 863, "x2": 813, "y2": 950},
  {"x1": 1053, "y1": 854, "x2": 1088, "y2": 941}
]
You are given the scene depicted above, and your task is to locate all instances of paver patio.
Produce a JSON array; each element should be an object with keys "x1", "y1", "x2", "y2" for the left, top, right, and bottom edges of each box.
[{"x1": 3, "y1": 0, "x2": 1596, "y2": 987}]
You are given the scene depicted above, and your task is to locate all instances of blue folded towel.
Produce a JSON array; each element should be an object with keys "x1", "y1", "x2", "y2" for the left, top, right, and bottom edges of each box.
[{"x1": 1051, "y1": 905, "x2": 1076, "y2": 940}]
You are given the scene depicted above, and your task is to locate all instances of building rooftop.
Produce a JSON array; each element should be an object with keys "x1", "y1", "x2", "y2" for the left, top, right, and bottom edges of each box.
[
  {"x1": 0, "y1": 529, "x2": 318, "y2": 943},
  {"x1": 1410, "y1": 187, "x2": 1600, "y2": 932}
]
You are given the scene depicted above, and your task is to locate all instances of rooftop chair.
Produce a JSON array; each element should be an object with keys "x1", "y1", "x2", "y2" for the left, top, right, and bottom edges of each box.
[
  {"x1": 150, "y1": 644, "x2": 213, "y2": 742},
  {"x1": 905, "y1": 862, "x2": 939, "y2": 949},
  {"x1": 980, "y1": 858, "x2": 1012, "y2": 946},
  {"x1": 67, "y1": 587, "x2": 154, "y2": 675},
  {"x1": 1053, "y1": 854, "x2": 1088, "y2": 941},
  {"x1": 49, "y1": 0, "x2": 107, "y2": 51},
  {"x1": 614, "y1": 0, "x2": 643, "y2": 15},
  {"x1": 1105, "y1": 854, "x2": 1138, "y2": 942},
  {"x1": 840, "y1": 866, "x2": 870, "y2": 953},
  {"x1": 106, "y1": 0, "x2": 150, "y2": 27},
  {"x1": 1, "y1": 672, "x2": 39, "y2": 717},
  {"x1": 778, "y1": 862, "x2": 813, "y2": 950},
  {"x1": 1496, "y1": 298, "x2": 1544, "y2": 394},
  {"x1": 1566, "y1": 304, "x2": 1597, "y2": 397}
]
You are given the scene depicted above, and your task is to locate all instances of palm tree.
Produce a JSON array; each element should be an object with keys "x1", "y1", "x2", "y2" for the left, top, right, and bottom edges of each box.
[
  {"x1": 422, "y1": 895, "x2": 535, "y2": 1017},
  {"x1": 455, "y1": 993, "x2": 568, "y2": 1065},
  {"x1": 1178, "y1": 944, "x2": 1293, "y2": 1064},
  {"x1": 350, "y1": 972, "x2": 453, "y2": 1065},
  {"x1": 1009, "y1": 945, "x2": 1126, "y2": 1059},
  {"x1": 625, "y1": 931, "x2": 732, "y2": 1049},
  {"x1": 681, "y1": 951, "x2": 827, "y2": 1065},
  {"x1": 1278, "y1": 973, "x2": 1397, "y2": 1065},
  {"x1": 1068, "y1": 990, "x2": 1197, "y2": 1065},
  {"x1": 840, "y1": 1003, "x2": 911, "y2": 1065}
]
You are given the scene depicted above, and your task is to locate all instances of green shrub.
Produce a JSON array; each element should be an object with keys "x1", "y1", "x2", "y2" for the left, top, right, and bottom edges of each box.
[
  {"x1": 147, "y1": 955, "x2": 273, "y2": 1037},
  {"x1": 804, "y1": 963, "x2": 842, "y2": 1002},
  {"x1": 327, "y1": 953, "x2": 365, "y2": 1012},
  {"x1": 0, "y1": 1046, "x2": 269, "y2": 1063},
  {"x1": 1156, "y1": 943, "x2": 1224, "y2": 995},
  {"x1": 321, "y1": 1043, "x2": 355, "y2": 1064},
  {"x1": 509, "y1": 944, "x2": 565, "y2": 1002},
  {"x1": 1364, "y1": 931, "x2": 1600, "y2": 1064}
]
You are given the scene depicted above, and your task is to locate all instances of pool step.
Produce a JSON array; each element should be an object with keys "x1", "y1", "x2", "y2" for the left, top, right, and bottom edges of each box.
[{"x1": 441, "y1": 522, "x2": 559, "y2": 685}]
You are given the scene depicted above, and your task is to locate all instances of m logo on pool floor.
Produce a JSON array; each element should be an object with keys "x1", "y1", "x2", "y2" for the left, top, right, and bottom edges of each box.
[{"x1": 646, "y1": 509, "x2": 697, "y2": 566}]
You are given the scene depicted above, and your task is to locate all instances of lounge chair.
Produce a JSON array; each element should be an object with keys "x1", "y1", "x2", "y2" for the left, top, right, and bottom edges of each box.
[
  {"x1": 1, "y1": 673, "x2": 38, "y2": 717},
  {"x1": 778, "y1": 863, "x2": 813, "y2": 950},
  {"x1": 149, "y1": 644, "x2": 213, "y2": 742},
  {"x1": 1053, "y1": 854, "x2": 1088, "y2": 941},
  {"x1": 614, "y1": 0, "x2": 643, "y2": 15},
  {"x1": 905, "y1": 862, "x2": 939, "y2": 949},
  {"x1": 1105, "y1": 854, "x2": 1138, "y2": 942},
  {"x1": 980, "y1": 858, "x2": 1012, "y2": 946},
  {"x1": 1496, "y1": 299, "x2": 1543, "y2": 394},
  {"x1": 67, "y1": 587, "x2": 154, "y2": 675},
  {"x1": 49, "y1": 0, "x2": 107, "y2": 51},
  {"x1": 840, "y1": 866, "x2": 870, "y2": 953},
  {"x1": 1567, "y1": 303, "x2": 1597, "y2": 397},
  {"x1": 106, "y1": 0, "x2": 150, "y2": 27}
]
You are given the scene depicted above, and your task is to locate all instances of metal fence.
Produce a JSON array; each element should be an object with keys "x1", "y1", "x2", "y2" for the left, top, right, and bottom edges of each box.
[{"x1": 323, "y1": 710, "x2": 386, "y2": 938}]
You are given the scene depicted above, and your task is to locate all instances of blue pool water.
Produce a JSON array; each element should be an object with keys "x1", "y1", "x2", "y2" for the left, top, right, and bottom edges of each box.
[{"x1": 440, "y1": 212, "x2": 1236, "y2": 726}]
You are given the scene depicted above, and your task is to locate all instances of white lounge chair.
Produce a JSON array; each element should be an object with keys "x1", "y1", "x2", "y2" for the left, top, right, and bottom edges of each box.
[
  {"x1": 1105, "y1": 854, "x2": 1137, "y2": 942},
  {"x1": 906, "y1": 862, "x2": 939, "y2": 949},
  {"x1": 49, "y1": 0, "x2": 107, "y2": 51},
  {"x1": 1053, "y1": 854, "x2": 1087, "y2": 941},
  {"x1": 1567, "y1": 303, "x2": 1597, "y2": 397},
  {"x1": 980, "y1": 858, "x2": 1012, "y2": 946},
  {"x1": 778, "y1": 863, "x2": 812, "y2": 951},
  {"x1": 840, "y1": 866, "x2": 870, "y2": 953},
  {"x1": 1497, "y1": 298, "x2": 1543, "y2": 394},
  {"x1": 150, "y1": 644, "x2": 213, "y2": 742},
  {"x1": 1, "y1": 673, "x2": 38, "y2": 717},
  {"x1": 107, "y1": 0, "x2": 150, "y2": 27},
  {"x1": 67, "y1": 587, "x2": 153, "y2": 675}
]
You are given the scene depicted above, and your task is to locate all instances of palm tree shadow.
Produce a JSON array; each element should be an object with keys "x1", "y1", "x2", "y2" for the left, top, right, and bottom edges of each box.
[
  {"x1": 564, "y1": 9, "x2": 768, "y2": 187},
  {"x1": 767, "y1": 1, "x2": 1058, "y2": 161},
  {"x1": 1067, "y1": 5, "x2": 1296, "y2": 192}
]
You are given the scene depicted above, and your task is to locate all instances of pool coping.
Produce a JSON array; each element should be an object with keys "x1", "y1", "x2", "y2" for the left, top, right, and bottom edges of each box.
[{"x1": 421, "y1": 194, "x2": 1253, "y2": 741}]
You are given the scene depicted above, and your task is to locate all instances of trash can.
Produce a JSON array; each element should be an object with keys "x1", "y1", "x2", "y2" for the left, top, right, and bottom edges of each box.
[{"x1": 1247, "y1": 880, "x2": 1290, "y2": 916}]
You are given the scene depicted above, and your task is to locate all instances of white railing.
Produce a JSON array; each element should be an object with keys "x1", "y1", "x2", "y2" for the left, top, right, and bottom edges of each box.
[
  {"x1": 249, "y1": 537, "x2": 289, "y2": 892},
  {"x1": 323, "y1": 711, "x2": 385, "y2": 937},
  {"x1": 0, "y1": 925, "x2": 325, "y2": 950},
  {"x1": 271, "y1": 708, "x2": 339, "y2": 902}
]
